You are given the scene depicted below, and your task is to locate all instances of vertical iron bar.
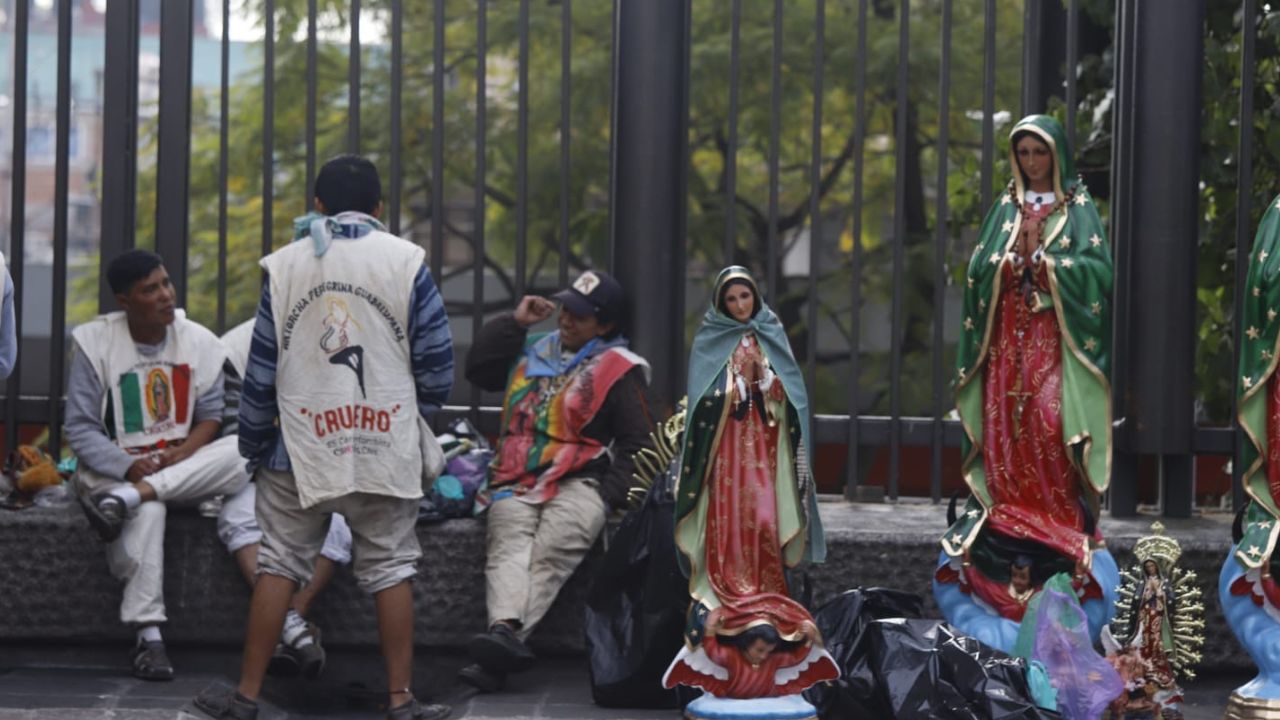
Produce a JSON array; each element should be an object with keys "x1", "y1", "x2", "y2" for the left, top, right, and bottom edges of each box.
[
  {"x1": 930, "y1": 0, "x2": 952, "y2": 504},
  {"x1": 887, "y1": 0, "x2": 909, "y2": 501},
  {"x1": 725, "y1": 0, "x2": 742, "y2": 267},
  {"x1": 4, "y1": 0, "x2": 29, "y2": 453},
  {"x1": 607, "y1": 0, "x2": 619, "y2": 270},
  {"x1": 217, "y1": 0, "x2": 230, "y2": 332},
  {"x1": 676, "y1": 0, "x2": 692, "y2": 396},
  {"x1": 262, "y1": 0, "x2": 275, "y2": 259},
  {"x1": 806, "y1": 0, "x2": 824, "y2": 419},
  {"x1": 515, "y1": 0, "x2": 529, "y2": 297},
  {"x1": 100, "y1": 0, "x2": 139, "y2": 311},
  {"x1": 1020, "y1": 0, "x2": 1041, "y2": 117},
  {"x1": 155, "y1": 0, "x2": 194, "y2": 307},
  {"x1": 48, "y1": 0, "x2": 73, "y2": 455},
  {"x1": 981, "y1": 0, "x2": 996, "y2": 211},
  {"x1": 1108, "y1": 0, "x2": 1139, "y2": 517},
  {"x1": 1234, "y1": 0, "x2": 1257, "y2": 512},
  {"x1": 306, "y1": 0, "x2": 317, "y2": 210},
  {"x1": 765, "y1": 0, "x2": 782, "y2": 305},
  {"x1": 558, "y1": 0, "x2": 571, "y2": 288},
  {"x1": 472, "y1": 0, "x2": 487, "y2": 418},
  {"x1": 390, "y1": 0, "x2": 403, "y2": 235},
  {"x1": 431, "y1": 0, "x2": 445, "y2": 280},
  {"x1": 844, "y1": 0, "x2": 867, "y2": 498},
  {"x1": 349, "y1": 0, "x2": 361, "y2": 154},
  {"x1": 1065, "y1": 0, "x2": 1079, "y2": 144}
]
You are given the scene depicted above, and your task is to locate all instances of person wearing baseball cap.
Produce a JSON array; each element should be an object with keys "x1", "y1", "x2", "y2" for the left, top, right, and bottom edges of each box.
[{"x1": 459, "y1": 269, "x2": 654, "y2": 692}]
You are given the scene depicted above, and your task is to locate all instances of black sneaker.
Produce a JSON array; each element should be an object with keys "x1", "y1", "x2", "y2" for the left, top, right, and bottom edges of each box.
[
  {"x1": 265, "y1": 643, "x2": 300, "y2": 678},
  {"x1": 191, "y1": 687, "x2": 259, "y2": 720},
  {"x1": 386, "y1": 697, "x2": 451, "y2": 720},
  {"x1": 78, "y1": 492, "x2": 126, "y2": 542},
  {"x1": 467, "y1": 623, "x2": 536, "y2": 674},
  {"x1": 457, "y1": 663, "x2": 505, "y2": 693},
  {"x1": 284, "y1": 622, "x2": 326, "y2": 679},
  {"x1": 131, "y1": 639, "x2": 174, "y2": 681}
]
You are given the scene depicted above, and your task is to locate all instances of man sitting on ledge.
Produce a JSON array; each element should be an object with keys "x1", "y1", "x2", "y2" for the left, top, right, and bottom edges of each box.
[
  {"x1": 460, "y1": 270, "x2": 654, "y2": 692},
  {"x1": 68, "y1": 249, "x2": 249, "y2": 681}
]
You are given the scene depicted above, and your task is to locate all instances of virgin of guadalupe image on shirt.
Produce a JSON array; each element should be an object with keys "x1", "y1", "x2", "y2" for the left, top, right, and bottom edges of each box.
[
  {"x1": 319, "y1": 296, "x2": 367, "y2": 398},
  {"x1": 145, "y1": 367, "x2": 171, "y2": 422}
]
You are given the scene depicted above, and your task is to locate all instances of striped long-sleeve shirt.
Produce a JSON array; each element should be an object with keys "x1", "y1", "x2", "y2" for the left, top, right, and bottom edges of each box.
[{"x1": 237, "y1": 262, "x2": 454, "y2": 473}]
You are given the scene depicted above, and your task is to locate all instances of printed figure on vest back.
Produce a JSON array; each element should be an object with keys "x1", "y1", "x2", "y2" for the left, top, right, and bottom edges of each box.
[
  {"x1": 459, "y1": 269, "x2": 654, "y2": 694},
  {"x1": 193, "y1": 155, "x2": 454, "y2": 720},
  {"x1": 1222, "y1": 192, "x2": 1280, "y2": 712},
  {"x1": 67, "y1": 250, "x2": 249, "y2": 682},
  {"x1": 932, "y1": 114, "x2": 1119, "y2": 653},
  {"x1": 661, "y1": 267, "x2": 838, "y2": 712}
]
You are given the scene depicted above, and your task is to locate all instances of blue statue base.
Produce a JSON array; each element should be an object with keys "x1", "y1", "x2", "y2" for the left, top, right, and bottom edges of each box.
[
  {"x1": 931, "y1": 548, "x2": 1119, "y2": 655},
  {"x1": 683, "y1": 694, "x2": 818, "y2": 720},
  {"x1": 1221, "y1": 545, "x2": 1280, "y2": 718}
]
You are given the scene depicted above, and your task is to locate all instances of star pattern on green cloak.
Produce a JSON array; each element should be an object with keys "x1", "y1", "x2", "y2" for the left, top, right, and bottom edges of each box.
[
  {"x1": 1262, "y1": 521, "x2": 1274, "y2": 530},
  {"x1": 1244, "y1": 375, "x2": 1255, "y2": 389},
  {"x1": 1091, "y1": 302, "x2": 1101, "y2": 316},
  {"x1": 1001, "y1": 220, "x2": 1015, "y2": 234},
  {"x1": 1248, "y1": 545, "x2": 1263, "y2": 558},
  {"x1": 990, "y1": 252, "x2": 1001, "y2": 265},
  {"x1": 1001, "y1": 194, "x2": 1012, "y2": 205},
  {"x1": 1074, "y1": 194, "x2": 1089, "y2": 206},
  {"x1": 1084, "y1": 338, "x2": 1097, "y2": 351},
  {"x1": 1090, "y1": 234, "x2": 1102, "y2": 248},
  {"x1": 1275, "y1": 197, "x2": 1280, "y2": 210},
  {"x1": 966, "y1": 509, "x2": 978, "y2": 518},
  {"x1": 1058, "y1": 236, "x2": 1070, "y2": 249},
  {"x1": 964, "y1": 317, "x2": 975, "y2": 331},
  {"x1": 951, "y1": 533, "x2": 964, "y2": 544},
  {"x1": 1262, "y1": 251, "x2": 1270, "y2": 263},
  {"x1": 967, "y1": 278, "x2": 974, "y2": 288},
  {"x1": 979, "y1": 299, "x2": 987, "y2": 311},
  {"x1": 1263, "y1": 349, "x2": 1273, "y2": 361},
  {"x1": 1248, "y1": 326, "x2": 1261, "y2": 340},
  {"x1": 1060, "y1": 258, "x2": 1074, "y2": 268},
  {"x1": 1269, "y1": 309, "x2": 1278, "y2": 322},
  {"x1": 1255, "y1": 287, "x2": 1263, "y2": 298}
]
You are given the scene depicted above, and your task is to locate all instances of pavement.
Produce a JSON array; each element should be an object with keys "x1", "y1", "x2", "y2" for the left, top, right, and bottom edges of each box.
[{"x1": 0, "y1": 642, "x2": 1245, "y2": 719}]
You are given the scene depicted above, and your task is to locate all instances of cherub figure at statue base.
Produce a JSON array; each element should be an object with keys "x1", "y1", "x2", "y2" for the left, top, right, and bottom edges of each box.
[
  {"x1": 662, "y1": 603, "x2": 838, "y2": 720},
  {"x1": 1220, "y1": 540, "x2": 1280, "y2": 717},
  {"x1": 932, "y1": 545, "x2": 1120, "y2": 655}
]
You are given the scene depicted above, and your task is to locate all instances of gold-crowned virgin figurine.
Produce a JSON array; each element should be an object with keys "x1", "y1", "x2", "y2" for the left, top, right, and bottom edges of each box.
[{"x1": 1105, "y1": 522, "x2": 1204, "y2": 718}]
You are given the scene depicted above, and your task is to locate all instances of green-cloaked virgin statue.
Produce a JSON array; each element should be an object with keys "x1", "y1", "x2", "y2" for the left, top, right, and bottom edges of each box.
[{"x1": 933, "y1": 114, "x2": 1119, "y2": 652}]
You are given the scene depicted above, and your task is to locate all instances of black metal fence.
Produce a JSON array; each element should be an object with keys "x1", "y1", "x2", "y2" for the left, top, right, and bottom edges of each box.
[{"x1": 0, "y1": 0, "x2": 1266, "y2": 516}]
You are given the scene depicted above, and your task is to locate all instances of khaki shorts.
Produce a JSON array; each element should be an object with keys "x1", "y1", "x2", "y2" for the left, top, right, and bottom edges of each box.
[{"x1": 255, "y1": 466, "x2": 421, "y2": 594}]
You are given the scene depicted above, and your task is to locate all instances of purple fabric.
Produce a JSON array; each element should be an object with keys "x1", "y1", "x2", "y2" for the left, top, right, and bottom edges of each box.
[{"x1": 1032, "y1": 587, "x2": 1123, "y2": 719}]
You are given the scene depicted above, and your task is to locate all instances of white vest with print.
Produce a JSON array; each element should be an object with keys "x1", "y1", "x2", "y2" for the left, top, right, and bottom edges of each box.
[
  {"x1": 71, "y1": 310, "x2": 227, "y2": 453},
  {"x1": 261, "y1": 231, "x2": 426, "y2": 508}
]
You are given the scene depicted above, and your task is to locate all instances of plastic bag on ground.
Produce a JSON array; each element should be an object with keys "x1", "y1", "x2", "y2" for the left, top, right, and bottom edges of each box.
[
  {"x1": 805, "y1": 588, "x2": 1061, "y2": 720},
  {"x1": 585, "y1": 459, "x2": 694, "y2": 709}
]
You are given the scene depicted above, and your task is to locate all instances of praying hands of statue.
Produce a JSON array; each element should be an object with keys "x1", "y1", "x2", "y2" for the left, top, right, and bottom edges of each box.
[{"x1": 1017, "y1": 210, "x2": 1044, "y2": 259}]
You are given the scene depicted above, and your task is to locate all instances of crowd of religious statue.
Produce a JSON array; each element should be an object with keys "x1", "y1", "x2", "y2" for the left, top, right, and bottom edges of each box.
[{"x1": 7, "y1": 115, "x2": 1280, "y2": 720}]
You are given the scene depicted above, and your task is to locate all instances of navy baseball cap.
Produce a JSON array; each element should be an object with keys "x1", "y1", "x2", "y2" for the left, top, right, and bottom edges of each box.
[{"x1": 552, "y1": 270, "x2": 624, "y2": 323}]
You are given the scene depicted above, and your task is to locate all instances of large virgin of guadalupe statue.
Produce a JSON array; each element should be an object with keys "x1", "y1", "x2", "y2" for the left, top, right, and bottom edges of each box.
[
  {"x1": 1222, "y1": 193, "x2": 1280, "y2": 716},
  {"x1": 663, "y1": 267, "x2": 838, "y2": 716},
  {"x1": 932, "y1": 114, "x2": 1119, "y2": 653}
]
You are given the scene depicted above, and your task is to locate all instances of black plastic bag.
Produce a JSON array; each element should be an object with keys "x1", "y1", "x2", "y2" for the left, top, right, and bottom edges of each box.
[
  {"x1": 584, "y1": 461, "x2": 695, "y2": 709},
  {"x1": 806, "y1": 589, "x2": 1060, "y2": 720}
]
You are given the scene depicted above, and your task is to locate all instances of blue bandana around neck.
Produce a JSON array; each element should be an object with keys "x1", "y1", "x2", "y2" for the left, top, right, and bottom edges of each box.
[
  {"x1": 292, "y1": 211, "x2": 387, "y2": 257},
  {"x1": 524, "y1": 332, "x2": 628, "y2": 378}
]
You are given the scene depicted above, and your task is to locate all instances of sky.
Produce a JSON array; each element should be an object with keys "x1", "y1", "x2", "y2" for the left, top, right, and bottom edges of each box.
[{"x1": 205, "y1": 1, "x2": 388, "y2": 44}]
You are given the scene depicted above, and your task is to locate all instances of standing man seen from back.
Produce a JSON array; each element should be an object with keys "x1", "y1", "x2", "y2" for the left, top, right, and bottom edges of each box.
[{"x1": 193, "y1": 155, "x2": 454, "y2": 720}]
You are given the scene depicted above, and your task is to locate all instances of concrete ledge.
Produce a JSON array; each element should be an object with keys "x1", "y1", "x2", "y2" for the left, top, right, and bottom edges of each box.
[{"x1": 0, "y1": 498, "x2": 1249, "y2": 671}]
